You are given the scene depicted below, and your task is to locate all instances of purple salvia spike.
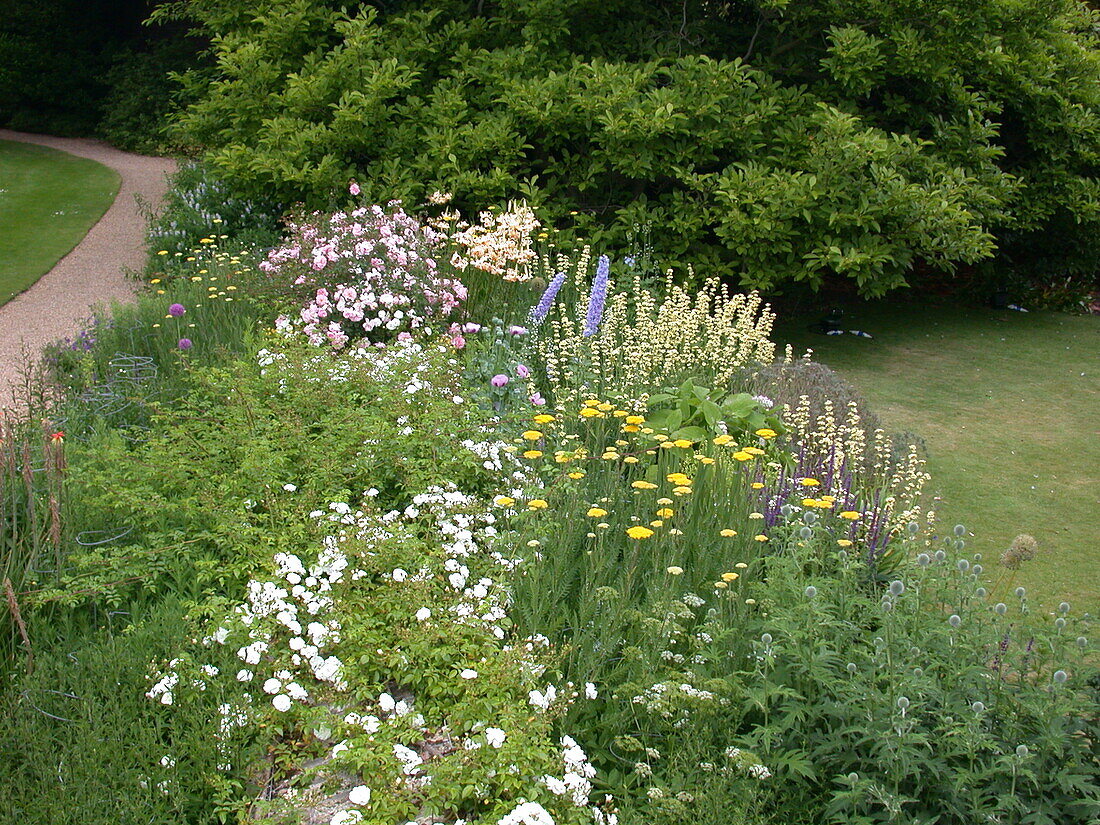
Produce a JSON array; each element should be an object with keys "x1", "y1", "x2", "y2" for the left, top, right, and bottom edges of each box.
[
  {"x1": 532, "y1": 271, "x2": 566, "y2": 323},
  {"x1": 583, "y1": 255, "x2": 610, "y2": 337}
]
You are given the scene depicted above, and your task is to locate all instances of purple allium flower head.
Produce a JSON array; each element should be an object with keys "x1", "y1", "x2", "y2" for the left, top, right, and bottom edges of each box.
[
  {"x1": 583, "y1": 255, "x2": 610, "y2": 337},
  {"x1": 178, "y1": 338, "x2": 193, "y2": 350},
  {"x1": 491, "y1": 374, "x2": 509, "y2": 388},
  {"x1": 532, "y1": 271, "x2": 566, "y2": 323},
  {"x1": 169, "y1": 303, "x2": 186, "y2": 317}
]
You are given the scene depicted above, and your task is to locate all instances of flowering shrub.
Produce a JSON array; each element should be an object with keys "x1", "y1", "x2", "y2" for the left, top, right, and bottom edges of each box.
[{"x1": 263, "y1": 197, "x2": 467, "y2": 350}]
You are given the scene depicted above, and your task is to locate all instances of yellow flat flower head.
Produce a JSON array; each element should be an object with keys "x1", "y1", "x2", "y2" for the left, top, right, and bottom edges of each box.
[
  {"x1": 580, "y1": 408, "x2": 603, "y2": 418},
  {"x1": 800, "y1": 478, "x2": 821, "y2": 487},
  {"x1": 839, "y1": 511, "x2": 861, "y2": 520},
  {"x1": 523, "y1": 450, "x2": 544, "y2": 459},
  {"x1": 625, "y1": 415, "x2": 645, "y2": 425},
  {"x1": 650, "y1": 520, "x2": 664, "y2": 527},
  {"x1": 720, "y1": 529, "x2": 737, "y2": 537},
  {"x1": 623, "y1": 456, "x2": 639, "y2": 464},
  {"x1": 732, "y1": 451, "x2": 753, "y2": 461},
  {"x1": 755, "y1": 428, "x2": 777, "y2": 439},
  {"x1": 754, "y1": 534, "x2": 769, "y2": 542},
  {"x1": 713, "y1": 434, "x2": 733, "y2": 445},
  {"x1": 802, "y1": 498, "x2": 820, "y2": 507},
  {"x1": 745, "y1": 447, "x2": 765, "y2": 456},
  {"x1": 698, "y1": 456, "x2": 715, "y2": 464},
  {"x1": 666, "y1": 565, "x2": 683, "y2": 575},
  {"x1": 721, "y1": 572, "x2": 739, "y2": 582},
  {"x1": 751, "y1": 481, "x2": 765, "y2": 489},
  {"x1": 666, "y1": 473, "x2": 691, "y2": 485},
  {"x1": 631, "y1": 481, "x2": 658, "y2": 490},
  {"x1": 656, "y1": 507, "x2": 674, "y2": 518},
  {"x1": 626, "y1": 526, "x2": 654, "y2": 540},
  {"x1": 533, "y1": 414, "x2": 555, "y2": 424},
  {"x1": 587, "y1": 507, "x2": 608, "y2": 518},
  {"x1": 522, "y1": 430, "x2": 543, "y2": 441},
  {"x1": 837, "y1": 539, "x2": 854, "y2": 547},
  {"x1": 715, "y1": 581, "x2": 729, "y2": 589},
  {"x1": 567, "y1": 471, "x2": 586, "y2": 479},
  {"x1": 672, "y1": 439, "x2": 694, "y2": 448},
  {"x1": 623, "y1": 424, "x2": 641, "y2": 433},
  {"x1": 673, "y1": 486, "x2": 693, "y2": 495},
  {"x1": 494, "y1": 496, "x2": 516, "y2": 507},
  {"x1": 527, "y1": 499, "x2": 549, "y2": 510}
]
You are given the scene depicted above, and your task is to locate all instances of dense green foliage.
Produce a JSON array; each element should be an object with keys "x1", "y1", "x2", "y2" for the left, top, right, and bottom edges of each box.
[
  {"x1": 0, "y1": 0, "x2": 201, "y2": 151},
  {"x1": 162, "y1": 0, "x2": 1100, "y2": 296}
]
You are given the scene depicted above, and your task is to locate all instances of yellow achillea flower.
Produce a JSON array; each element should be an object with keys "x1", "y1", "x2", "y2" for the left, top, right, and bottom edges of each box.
[
  {"x1": 580, "y1": 408, "x2": 603, "y2": 418},
  {"x1": 672, "y1": 439, "x2": 694, "y2": 448},
  {"x1": 751, "y1": 482, "x2": 765, "y2": 489},
  {"x1": 673, "y1": 486, "x2": 693, "y2": 495},
  {"x1": 657, "y1": 497, "x2": 673, "y2": 505},
  {"x1": 666, "y1": 472, "x2": 691, "y2": 485},
  {"x1": 554, "y1": 452, "x2": 572, "y2": 463},
  {"x1": 631, "y1": 481, "x2": 658, "y2": 490},
  {"x1": 597, "y1": 402, "x2": 613, "y2": 411},
  {"x1": 654, "y1": 434, "x2": 669, "y2": 442},
  {"x1": 627, "y1": 526, "x2": 655, "y2": 540},
  {"x1": 744, "y1": 447, "x2": 765, "y2": 456},
  {"x1": 800, "y1": 478, "x2": 821, "y2": 487},
  {"x1": 697, "y1": 456, "x2": 715, "y2": 465},
  {"x1": 601, "y1": 451, "x2": 619, "y2": 460},
  {"x1": 528, "y1": 499, "x2": 549, "y2": 510},
  {"x1": 650, "y1": 520, "x2": 664, "y2": 527},
  {"x1": 721, "y1": 572, "x2": 739, "y2": 582},
  {"x1": 656, "y1": 507, "x2": 674, "y2": 518},
  {"x1": 625, "y1": 415, "x2": 645, "y2": 425},
  {"x1": 802, "y1": 498, "x2": 820, "y2": 507},
  {"x1": 735, "y1": 562, "x2": 748, "y2": 569},
  {"x1": 623, "y1": 456, "x2": 639, "y2": 464},
  {"x1": 713, "y1": 434, "x2": 733, "y2": 445},
  {"x1": 583, "y1": 399, "x2": 601, "y2": 407},
  {"x1": 494, "y1": 496, "x2": 516, "y2": 507},
  {"x1": 623, "y1": 424, "x2": 641, "y2": 433},
  {"x1": 522, "y1": 430, "x2": 543, "y2": 441},
  {"x1": 754, "y1": 534, "x2": 769, "y2": 542},
  {"x1": 839, "y1": 511, "x2": 861, "y2": 520},
  {"x1": 659, "y1": 441, "x2": 676, "y2": 450},
  {"x1": 837, "y1": 539, "x2": 854, "y2": 547},
  {"x1": 666, "y1": 565, "x2": 683, "y2": 574},
  {"x1": 732, "y1": 451, "x2": 753, "y2": 461},
  {"x1": 715, "y1": 581, "x2": 729, "y2": 589},
  {"x1": 568, "y1": 471, "x2": 586, "y2": 479},
  {"x1": 720, "y1": 529, "x2": 737, "y2": 537},
  {"x1": 533, "y1": 414, "x2": 555, "y2": 424},
  {"x1": 755, "y1": 428, "x2": 777, "y2": 438},
  {"x1": 749, "y1": 512, "x2": 764, "y2": 519},
  {"x1": 587, "y1": 507, "x2": 608, "y2": 518},
  {"x1": 523, "y1": 450, "x2": 544, "y2": 459},
  {"x1": 612, "y1": 410, "x2": 628, "y2": 417}
]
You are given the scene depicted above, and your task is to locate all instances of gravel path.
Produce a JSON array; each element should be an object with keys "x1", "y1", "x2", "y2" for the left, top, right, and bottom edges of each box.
[{"x1": 0, "y1": 129, "x2": 176, "y2": 409}]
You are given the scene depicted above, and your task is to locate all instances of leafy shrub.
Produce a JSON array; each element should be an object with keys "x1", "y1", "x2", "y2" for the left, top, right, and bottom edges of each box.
[{"x1": 162, "y1": 0, "x2": 1100, "y2": 296}]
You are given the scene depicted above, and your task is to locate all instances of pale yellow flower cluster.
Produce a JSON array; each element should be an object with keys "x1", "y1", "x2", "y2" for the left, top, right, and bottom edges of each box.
[
  {"x1": 783, "y1": 394, "x2": 932, "y2": 541},
  {"x1": 537, "y1": 258, "x2": 776, "y2": 408},
  {"x1": 449, "y1": 201, "x2": 541, "y2": 281}
]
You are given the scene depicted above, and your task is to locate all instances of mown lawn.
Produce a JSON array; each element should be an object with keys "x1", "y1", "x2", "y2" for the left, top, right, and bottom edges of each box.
[
  {"x1": 0, "y1": 139, "x2": 120, "y2": 306},
  {"x1": 774, "y1": 301, "x2": 1099, "y2": 614}
]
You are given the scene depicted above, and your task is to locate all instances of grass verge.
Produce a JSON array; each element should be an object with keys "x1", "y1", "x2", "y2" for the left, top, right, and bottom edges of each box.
[
  {"x1": 0, "y1": 139, "x2": 120, "y2": 306},
  {"x1": 775, "y1": 300, "x2": 1099, "y2": 613}
]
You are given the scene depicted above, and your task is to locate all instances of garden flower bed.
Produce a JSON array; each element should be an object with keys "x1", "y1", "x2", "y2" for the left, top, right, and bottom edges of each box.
[{"x1": 0, "y1": 182, "x2": 1096, "y2": 825}]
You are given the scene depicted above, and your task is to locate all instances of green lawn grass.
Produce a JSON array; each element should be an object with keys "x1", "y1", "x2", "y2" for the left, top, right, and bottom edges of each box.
[
  {"x1": 774, "y1": 301, "x2": 1099, "y2": 614},
  {"x1": 0, "y1": 139, "x2": 120, "y2": 306}
]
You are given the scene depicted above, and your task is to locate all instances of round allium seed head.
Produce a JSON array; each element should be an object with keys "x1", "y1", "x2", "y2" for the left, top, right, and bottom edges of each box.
[
  {"x1": 971, "y1": 701, "x2": 985, "y2": 713},
  {"x1": 780, "y1": 504, "x2": 794, "y2": 518},
  {"x1": 847, "y1": 772, "x2": 859, "y2": 783},
  {"x1": 1015, "y1": 587, "x2": 1026, "y2": 599},
  {"x1": 889, "y1": 580, "x2": 905, "y2": 597},
  {"x1": 957, "y1": 559, "x2": 970, "y2": 573},
  {"x1": 804, "y1": 586, "x2": 818, "y2": 598},
  {"x1": 1077, "y1": 637, "x2": 1088, "y2": 649},
  {"x1": 995, "y1": 603, "x2": 1008, "y2": 615},
  {"x1": 907, "y1": 521, "x2": 920, "y2": 535},
  {"x1": 846, "y1": 662, "x2": 857, "y2": 674},
  {"x1": 1010, "y1": 534, "x2": 1037, "y2": 561},
  {"x1": 999, "y1": 549, "x2": 1021, "y2": 570},
  {"x1": 897, "y1": 696, "x2": 910, "y2": 710},
  {"x1": 881, "y1": 599, "x2": 893, "y2": 612},
  {"x1": 976, "y1": 587, "x2": 988, "y2": 598},
  {"x1": 802, "y1": 511, "x2": 817, "y2": 526},
  {"x1": 954, "y1": 538, "x2": 966, "y2": 551},
  {"x1": 761, "y1": 633, "x2": 773, "y2": 645},
  {"x1": 1016, "y1": 745, "x2": 1029, "y2": 758},
  {"x1": 914, "y1": 667, "x2": 924, "y2": 677},
  {"x1": 1058, "y1": 602, "x2": 1070, "y2": 614},
  {"x1": 953, "y1": 524, "x2": 966, "y2": 537},
  {"x1": 799, "y1": 526, "x2": 813, "y2": 540},
  {"x1": 1055, "y1": 617, "x2": 1066, "y2": 630},
  {"x1": 1053, "y1": 670, "x2": 1068, "y2": 684},
  {"x1": 949, "y1": 614, "x2": 962, "y2": 627},
  {"x1": 917, "y1": 553, "x2": 930, "y2": 567},
  {"x1": 934, "y1": 550, "x2": 946, "y2": 563},
  {"x1": 972, "y1": 564, "x2": 983, "y2": 576}
]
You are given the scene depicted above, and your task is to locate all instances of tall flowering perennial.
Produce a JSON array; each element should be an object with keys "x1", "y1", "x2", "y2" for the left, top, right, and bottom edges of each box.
[
  {"x1": 261, "y1": 198, "x2": 467, "y2": 350},
  {"x1": 536, "y1": 252, "x2": 776, "y2": 408},
  {"x1": 532, "y1": 271, "x2": 567, "y2": 323},
  {"x1": 583, "y1": 256, "x2": 610, "y2": 337}
]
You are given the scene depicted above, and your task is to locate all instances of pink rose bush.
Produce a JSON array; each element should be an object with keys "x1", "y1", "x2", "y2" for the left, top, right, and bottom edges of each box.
[{"x1": 263, "y1": 197, "x2": 467, "y2": 350}]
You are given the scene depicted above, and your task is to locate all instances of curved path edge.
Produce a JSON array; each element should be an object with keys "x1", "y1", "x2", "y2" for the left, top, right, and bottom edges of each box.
[{"x1": 0, "y1": 129, "x2": 176, "y2": 411}]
